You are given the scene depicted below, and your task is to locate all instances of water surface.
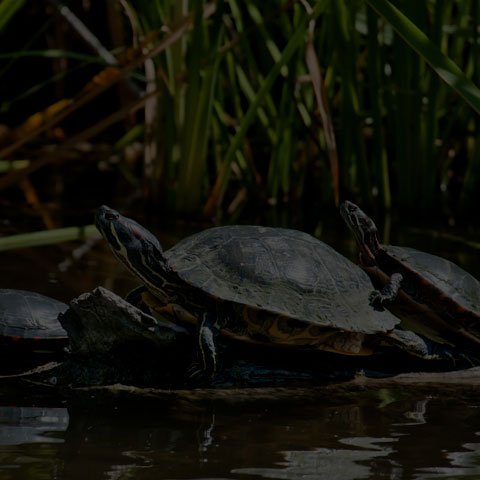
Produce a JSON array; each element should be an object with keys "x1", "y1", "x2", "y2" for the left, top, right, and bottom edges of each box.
[{"x1": 0, "y1": 388, "x2": 480, "y2": 480}]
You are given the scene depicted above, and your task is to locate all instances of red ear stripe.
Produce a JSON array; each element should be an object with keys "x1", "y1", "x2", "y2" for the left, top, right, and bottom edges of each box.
[{"x1": 129, "y1": 224, "x2": 144, "y2": 239}]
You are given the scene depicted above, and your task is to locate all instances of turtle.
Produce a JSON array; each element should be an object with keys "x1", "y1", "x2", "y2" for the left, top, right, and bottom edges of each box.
[
  {"x1": 0, "y1": 289, "x2": 68, "y2": 350},
  {"x1": 340, "y1": 200, "x2": 480, "y2": 347},
  {"x1": 95, "y1": 205, "x2": 466, "y2": 375}
]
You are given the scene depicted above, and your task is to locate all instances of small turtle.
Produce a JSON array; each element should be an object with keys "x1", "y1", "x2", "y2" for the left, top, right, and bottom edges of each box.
[
  {"x1": 340, "y1": 200, "x2": 480, "y2": 346},
  {"x1": 0, "y1": 289, "x2": 68, "y2": 349},
  {"x1": 95, "y1": 205, "x2": 465, "y2": 375}
]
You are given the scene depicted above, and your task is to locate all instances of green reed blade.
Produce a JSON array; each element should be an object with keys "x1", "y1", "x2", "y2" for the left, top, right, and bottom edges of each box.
[
  {"x1": 0, "y1": 0, "x2": 27, "y2": 32},
  {"x1": 176, "y1": 0, "x2": 224, "y2": 213},
  {"x1": 236, "y1": 65, "x2": 276, "y2": 143},
  {"x1": 267, "y1": 68, "x2": 295, "y2": 200},
  {"x1": 305, "y1": 8, "x2": 339, "y2": 207},
  {"x1": 365, "y1": 0, "x2": 480, "y2": 114},
  {"x1": 332, "y1": 0, "x2": 370, "y2": 204},
  {"x1": 204, "y1": 1, "x2": 328, "y2": 216},
  {"x1": 366, "y1": 8, "x2": 391, "y2": 209},
  {"x1": 423, "y1": 0, "x2": 446, "y2": 209},
  {"x1": 390, "y1": 0, "x2": 424, "y2": 209}
]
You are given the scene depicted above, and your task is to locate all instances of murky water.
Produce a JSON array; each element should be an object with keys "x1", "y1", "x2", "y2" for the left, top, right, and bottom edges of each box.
[
  {"x1": 0, "y1": 389, "x2": 480, "y2": 480},
  {"x1": 1, "y1": 212, "x2": 480, "y2": 479}
]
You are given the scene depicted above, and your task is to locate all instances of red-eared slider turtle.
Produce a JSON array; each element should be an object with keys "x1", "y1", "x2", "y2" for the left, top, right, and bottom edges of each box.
[
  {"x1": 340, "y1": 200, "x2": 480, "y2": 346},
  {"x1": 0, "y1": 289, "x2": 68, "y2": 348},
  {"x1": 95, "y1": 206, "x2": 465, "y2": 374}
]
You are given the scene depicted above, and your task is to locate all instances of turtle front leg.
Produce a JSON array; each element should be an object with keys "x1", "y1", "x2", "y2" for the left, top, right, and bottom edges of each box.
[
  {"x1": 189, "y1": 312, "x2": 221, "y2": 382},
  {"x1": 130, "y1": 288, "x2": 198, "y2": 325},
  {"x1": 198, "y1": 312, "x2": 220, "y2": 373},
  {"x1": 125, "y1": 285, "x2": 150, "y2": 312},
  {"x1": 369, "y1": 273, "x2": 403, "y2": 309}
]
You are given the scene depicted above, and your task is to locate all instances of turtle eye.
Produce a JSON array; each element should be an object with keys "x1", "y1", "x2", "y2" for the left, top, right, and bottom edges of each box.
[{"x1": 105, "y1": 211, "x2": 119, "y2": 222}]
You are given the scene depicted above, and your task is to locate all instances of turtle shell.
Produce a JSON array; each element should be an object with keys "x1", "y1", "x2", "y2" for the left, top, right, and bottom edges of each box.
[
  {"x1": 164, "y1": 226, "x2": 399, "y2": 334},
  {"x1": 0, "y1": 289, "x2": 68, "y2": 340},
  {"x1": 383, "y1": 245, "x2": 480, "y2": 315}
]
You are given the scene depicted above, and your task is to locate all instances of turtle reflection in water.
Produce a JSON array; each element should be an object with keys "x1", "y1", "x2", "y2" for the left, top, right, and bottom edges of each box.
[
  {"x1": 341, "y1": 200, "x2": 480, "y2": 351},
  {"x1": 95, "y1": 206, "x2": 467, "y2": 377}
]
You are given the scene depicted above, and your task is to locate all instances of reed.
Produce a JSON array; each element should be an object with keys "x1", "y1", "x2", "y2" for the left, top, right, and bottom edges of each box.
[{"x1": 1, "y1": 0, "x2": 480, "y2": 221}]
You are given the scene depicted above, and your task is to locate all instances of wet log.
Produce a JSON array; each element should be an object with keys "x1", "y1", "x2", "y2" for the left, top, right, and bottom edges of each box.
[{"x1": 2, "y1": 362, "x2": 480, "y2": 407}]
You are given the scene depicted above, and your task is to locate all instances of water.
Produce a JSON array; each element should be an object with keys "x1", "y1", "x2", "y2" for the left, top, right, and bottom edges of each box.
[
  {"x1": 1, "y1": 214, "x2": 480, "y2": 479},
  {"x1": 0, "y1": 390, "x2": 480, "y2": 479}
]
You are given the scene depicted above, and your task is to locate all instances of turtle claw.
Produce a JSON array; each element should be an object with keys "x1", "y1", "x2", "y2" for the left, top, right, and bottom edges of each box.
[
  {"x1": 369, "y1": 273, "x2": 404, "y2": 310},
  {"x1": 368, "y1": 290, "x2": 385, "y2": 311},
  {"x1": 187, "y1": 363, "x2": 202, "y2": 376},
  {"x1": 187, "y1": 363, "x2": 213, "y2": 387}
]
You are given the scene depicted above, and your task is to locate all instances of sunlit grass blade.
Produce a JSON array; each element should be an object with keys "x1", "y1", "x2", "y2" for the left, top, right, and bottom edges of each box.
[
  {"x1": 0, "y1": 160, "x2": 30, "y2": 173},
  {"x1": 0, "y1": 225, "x2": 100, "y2": 251},
  {"x1": 52, "y1": 0, "x2": 118, "y2": 65}
]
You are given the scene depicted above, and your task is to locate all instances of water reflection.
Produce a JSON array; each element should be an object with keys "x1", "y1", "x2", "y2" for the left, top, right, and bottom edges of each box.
[
  {"x1": 233, "y1": 442, "x2": 395, "y2": 480},
  {"x1": 0, "y1": 406, "x2": 69, "y2": 480},
  {"x1": 232, "y1": 395, "x2": 480, "y2": 480},
  {"x1": 0, "y1": 406, "x2": 69, "y2": 445},
  {"x1": 397, "y1": 397, "x2": 429, "y2": 425},
  {"x1": 417, "y1": 440, "x2": 480, "y2": 479},
  {"x1": 0, "y1": 391, "x2": 479, "y2": 479}
]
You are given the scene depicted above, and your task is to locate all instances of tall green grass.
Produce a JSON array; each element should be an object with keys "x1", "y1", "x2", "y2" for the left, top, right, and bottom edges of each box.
[
  {"x1": 367, "y1": 0, "x2": 480, "y2": 213},
  {"x1": 115, "y1": 0, "x2": 480, "y2": 218},
  {"x1": 2, "y1": 0, "x2": 480, "y2": 220}
]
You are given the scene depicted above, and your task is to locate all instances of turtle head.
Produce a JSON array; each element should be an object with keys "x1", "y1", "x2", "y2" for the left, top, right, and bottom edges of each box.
[
  {"x1": 95, "y1": 205, "x2": 169, "y2": 289},
  {"x1": 340, "y1": 201, "x2": 381, "y2": 266}
]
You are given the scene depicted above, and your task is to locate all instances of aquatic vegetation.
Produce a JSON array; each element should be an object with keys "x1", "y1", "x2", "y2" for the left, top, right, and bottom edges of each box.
[{"x1": 1, "y1": 1, "x2": 480, "y2": 222}]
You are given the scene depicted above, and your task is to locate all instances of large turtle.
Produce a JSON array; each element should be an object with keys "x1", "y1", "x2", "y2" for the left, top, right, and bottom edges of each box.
[
  {"x1": 95, "y1": 205, "x2": 462, "y2": 374},
  {"x1": 340, "y1": 200, "x2": 480, "y2": 347}
]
